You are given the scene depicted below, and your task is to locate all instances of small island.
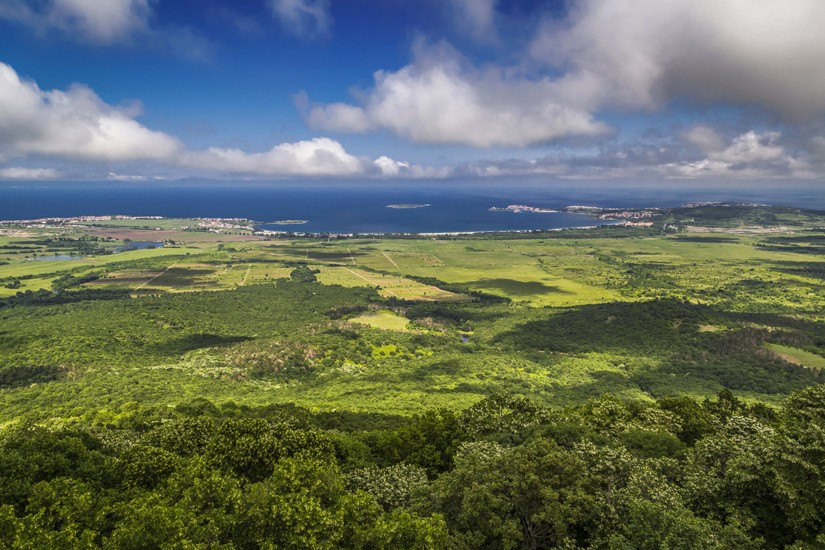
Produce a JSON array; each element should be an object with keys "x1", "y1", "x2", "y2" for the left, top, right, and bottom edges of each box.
[
  {"x1": 386, "y1": 203, "x2": 431, "y2": 209},
  {"x1": 489, "y1": 204, "x2": 559, "y2": 213},
  {"x1": 268, "y1": 219, "x2": 308, "y2": 225}
]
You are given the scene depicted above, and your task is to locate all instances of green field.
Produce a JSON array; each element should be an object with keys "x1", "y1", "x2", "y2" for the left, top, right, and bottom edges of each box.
[
  {"x1": 2, "y1": 205, "x2": 825, "y2": 548},
  {"x1": 766, "y1": 344, "x2": 825, "y2": 370},
  {"x1": 350, "y1": 310, "x2": 412, "y2": 331},
  {"x1": 2, "y1": 205, "x2": 824, "y2": 419}
]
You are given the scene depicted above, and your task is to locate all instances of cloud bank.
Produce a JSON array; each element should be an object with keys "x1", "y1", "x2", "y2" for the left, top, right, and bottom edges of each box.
[
  {"x1": 0, "y1": 62, "x2": 432, "y2": 179},
  {"x1": 1, "y1": 58, "x2": 818, "y2": 181},
  {"x1": 457, "y1": 129, "x2": 816, "y2": 181},
  {"x1": 305, "y1": 0, "x2": 825, "y2": 149},
  {"x1": 0, "y1": 166, "x2": 61, "y2": 180}
]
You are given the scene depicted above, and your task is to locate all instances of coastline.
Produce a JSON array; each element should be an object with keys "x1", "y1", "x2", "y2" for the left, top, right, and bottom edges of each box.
[
  {"x1": 0, "y1": 211, "x2": 618, "y2": 238},
  {"x1": 253, "y1": 220, "x2": 622, "y2": 238}
]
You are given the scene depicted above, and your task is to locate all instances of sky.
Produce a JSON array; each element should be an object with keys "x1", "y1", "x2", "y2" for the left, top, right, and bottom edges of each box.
[{"x1": 1, "y1": 0, "x2": 825, "y2": 182}]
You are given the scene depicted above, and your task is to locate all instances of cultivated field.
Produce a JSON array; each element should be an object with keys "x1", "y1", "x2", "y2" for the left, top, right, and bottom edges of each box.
[{"x1": 1, "y1": 205, "x2": 824, "y2": 420}]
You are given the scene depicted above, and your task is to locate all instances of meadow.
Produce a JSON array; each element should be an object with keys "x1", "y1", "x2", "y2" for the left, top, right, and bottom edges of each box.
[{"x1": 1, "y1": 204, "x2": 824, "y2": 420}]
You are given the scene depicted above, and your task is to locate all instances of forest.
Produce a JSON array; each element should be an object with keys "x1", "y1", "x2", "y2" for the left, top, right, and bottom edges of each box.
[
  {"x1": 0, "y1": 204, "x2": 824, "y2": 548},
  {"x1": 2, "y1": 389, "x2": 825, "y2": 548}
]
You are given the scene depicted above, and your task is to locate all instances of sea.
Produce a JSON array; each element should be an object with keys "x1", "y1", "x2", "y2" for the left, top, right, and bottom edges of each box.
[{"x1": 1, "y1": 180, "x2": 823, "y2": 234}]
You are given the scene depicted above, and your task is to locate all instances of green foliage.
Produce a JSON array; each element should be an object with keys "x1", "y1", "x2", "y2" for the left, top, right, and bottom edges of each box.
[
  {"x1": 0, "y1": 390, "x2": 824, "y2": 547},
  {"x1": 347, "y1": 463, "x2": 429, "y2": 509},
  {"x1": 290, "y1": 265, "x2": 320, "y2": 282}
]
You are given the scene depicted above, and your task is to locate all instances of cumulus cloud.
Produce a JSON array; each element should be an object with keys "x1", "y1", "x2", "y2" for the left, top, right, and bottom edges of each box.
[
  {"x1": 183, "y1": 138, "x2": 365, "y2": 177},
  {"x1": 708, "y1": 131, "x2": 785, "y2": 165},
  {"x1": 304, "y1": 1, "x2": 825, "y2": 150},
  {"x1": 0, "y1": 62, "x2": 184, "y2": 162},
  {"x1": 0, "y1": 166, "x2": 61, "y2": 180},
  {"x1": 0, "y1": 0, "x2": 151, "y2": 43},
  {"x1": 664, "y1": 130, "x2": 806, "y2": 179},
  {"x1": 531, "y1": 0, "x2": 825, "y2": 117},
  {"x1": 372, "y1": 156, "x2": 450, "y2": 178},
  {"x1": 0, "y1": 62, "x2": 425, "y2": 178},
  {"x1": 373, "y1": 156, "x2": 409, "y2": 177},
  {"x1": 296, "y1": 92, "x2": 372, "y2": 133},
  {"x1": 305, "y1": 42, "x2": 609, "y2": 147},
  {"x1": 268, "y1": 0, "x2": 331, "y2": 39}
]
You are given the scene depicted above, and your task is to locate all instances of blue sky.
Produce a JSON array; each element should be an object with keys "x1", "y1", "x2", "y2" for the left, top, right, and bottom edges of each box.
[{"x1": 1, "y1": 0, "x2": 824, "y2": 182}]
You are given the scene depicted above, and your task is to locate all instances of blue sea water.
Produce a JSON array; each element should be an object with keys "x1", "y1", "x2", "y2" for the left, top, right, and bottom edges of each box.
[{"x1": 1, "y1": 180, "x2": 823, "y2": 234}]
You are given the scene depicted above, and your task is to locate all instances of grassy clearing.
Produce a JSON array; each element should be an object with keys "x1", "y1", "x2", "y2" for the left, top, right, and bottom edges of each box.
[
  {"x1": 317, "y1": 266, "x2": 465, "y2": 301},
  {"x1": 350, "y1": 310, "x2": 411, "y2": 331},
  {"x1": 766, "y1": 344, "x2": 825, "y2": 370}
]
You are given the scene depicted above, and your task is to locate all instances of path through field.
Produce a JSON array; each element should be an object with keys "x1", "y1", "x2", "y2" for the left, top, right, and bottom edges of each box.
[
  {"x1": 344, "y1": 267, "x2": 398, "y2": 297},
  {"x1": 134, "y1": 262, "x2": 178, "y2": 291},
  {"x1": 382, "y1": 251, "x2": 399, "y2": 268}
]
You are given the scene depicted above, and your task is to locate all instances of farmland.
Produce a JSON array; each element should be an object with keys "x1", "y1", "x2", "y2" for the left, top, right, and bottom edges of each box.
[
  {"x1": 1, "y1": 204, "x2": 824, "y2": 418},
  {"x1": 2, "y1": 204, "x2": 825, "y2": 548}
]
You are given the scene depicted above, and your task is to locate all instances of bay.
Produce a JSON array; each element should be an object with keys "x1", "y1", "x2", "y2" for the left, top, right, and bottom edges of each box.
[{"x1": 1, "y1": 180, "x2": 823, "y2": 234}]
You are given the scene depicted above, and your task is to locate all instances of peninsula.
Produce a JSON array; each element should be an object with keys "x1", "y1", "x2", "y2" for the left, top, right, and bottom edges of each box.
[{"x1": 489, "y1": 204, "x2": 559, "y2": 213}]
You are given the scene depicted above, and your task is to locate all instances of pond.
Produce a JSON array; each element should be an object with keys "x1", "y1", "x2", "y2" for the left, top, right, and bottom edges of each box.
[{"x1": 114, "y1": 241, "x2": 164, "y2": 252}]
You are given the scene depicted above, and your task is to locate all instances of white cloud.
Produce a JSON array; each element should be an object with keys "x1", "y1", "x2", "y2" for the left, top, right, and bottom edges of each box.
[
  {"x1": 372, "y1": 156, "x2": 450, "y2": 178},
  {"x1": 183, "y1": 138, "x2": 364, "y2": 177},
  {"x1": 0, "y1": 0, "x2": 151, "y2": 43},
  {"x1": 299, "y1": 95, "x2": 372, "y2": 133},
  {"x1": 0, "y1": 166, "x2": 61, "y2": 180},
  {"x1": 374, "y1": 156, "x2": 409, "y2": 176},
  {"x1": 659, "y1": 130, "x2": 805, "y2": 179},
  {"x1": 455, "y1": 130, "x2": 815, "y2": 180},
  {"x1": 0, "y1": 61, "x2": 444, "y2": 179},
  {"x1": 107, "y1": 172, "x2": 168, "y2": 181},
  {"x1": 268, "y1": 0, "x2": 331, "y2": 39},
  {"x1": 305, "y1": 42, "x2": 609, "y2": 147},
  {"x1": 0, "y1": 62, "x2": 184, "y2": 162},
  {"x1": 304, "y1": 1, "x2": 825, "y2": 150},
  {"x1": 447, "y1": 0, "x2": 498, "y2": 42},
  {"x1": 709, "y1": 131, "x2": 785, "y2": 164},
  {"x1": 531, "y1": 0, "x2": 825, "y2": 117}
]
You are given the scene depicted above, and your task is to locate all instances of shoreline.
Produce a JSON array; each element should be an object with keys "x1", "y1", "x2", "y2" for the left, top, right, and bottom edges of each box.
[
  {"x1": 0, "y1": 211, "x2": 621, "y2": 238},
  {"x1": 253, "y1": 220, "x2": 623, "y2": 238}
]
